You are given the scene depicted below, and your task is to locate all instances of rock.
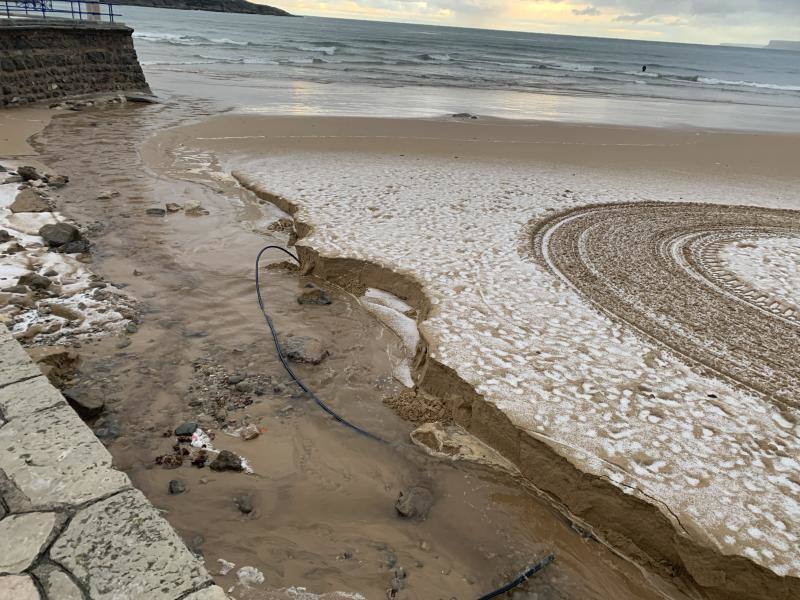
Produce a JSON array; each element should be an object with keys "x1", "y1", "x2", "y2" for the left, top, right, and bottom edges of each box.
[
  {"x1": 46, "y1": 174, "x2": 69, "y2": 188},
  {"x1": 174, "y1": 422, "x2": 198, "y2": 436},
  {"x1": 10, "y1": 188, "x2": 50, "y2": 213},
  {"x1": 48, "y1": 304, "x2": 84, "y2": 321},
  {"x1": 297, "y1": 283, "x2": 332, "y2": 305},
  {"x1": 115, "y1": 338, "x2": 131, "y2": 349},
  {"x1": 166, "y1": 202, "x2": 183, "y2": 213},
  {"x1": 0, "y1": 512, "x2": 57, "y2": 573},
  {"x1": 395, "y1": 486, "x2": 434, "y2": 520},
  {"x1": 452, "y1": 112, "x2": 479, "y2": 119},
  {"x1": 234, "y1": 493, "x2": 253, "y2": 514},
  {"x1": 39, "y1": 223, "x2": 81, "y2": 247},
  {"x1": 0, "y1": 575, "x2": 41, "y2": 600},
  {"x1": 209, "y1": 450, "x2": 243, "y2": 472},
  {"x1": 0, "y1": 230, "x2": 13, "y2": 243},
  {"x1": 227, "y1": 373, "x2": 247, "y2": 385},
  {"x1": 49, "y1": 489, "x2": 210, "y2": 599},
  {"x1": 236, "y1": 566, "x2": 264, "y2": 586},
  {"x1": 31, "y1": 564, "x2": 82, "y2": 600},
  {"x1": 235, "y1": 381, "x2": 254, "y2": 394},
  {"x1": 63, "y1": 389, "x2": 104, "y2": 419},
  {"x1": 62, "y1": 239, "x2": 90, "y2": 254},
  {"x1": 93, "y1": 414, "x2": 121, "y2": 441},
  {"x1": 2, "y1": 285, "x2": 27, "y2": 294},
  {"x1": 240, "y1": 425, "x2": 260, "y2": 440},
  {"x1": 17, "y1": 165, "x2": 40, "y2": 181},
  {"x1": 17, "y1": 272, "x2": 51, "y2": 290},
  {"x1": 169, "y1": 479, "x2": 187, "y2": 495},
  {"x1": 145, "y1": 207, "x2": 166, "y2": 216},
  {"x1": 184, "y1": 201, "x2": 209, "y2": 216},
  {"x1": 125, "y1": 322, "x2": 138, "y2": 334},
  {"x1": 282, "y1": 335, "x2": 329, "y2": 365},
  {"x1": 96, "y1": 189, "x2": 119, "y2": 200}
]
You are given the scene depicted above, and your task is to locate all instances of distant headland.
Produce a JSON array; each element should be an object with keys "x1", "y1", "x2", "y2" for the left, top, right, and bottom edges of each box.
[{"x1": 114, "y1": 0, "x2": 292, "y2": 16}]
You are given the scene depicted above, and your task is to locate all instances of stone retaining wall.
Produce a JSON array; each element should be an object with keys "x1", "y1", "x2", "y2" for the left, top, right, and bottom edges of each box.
[
  {"x1": 0, "y1": 324, "x2": 227, "y2": 599},
  {"x1": 0, "y1": 18, "x2": 150, "y2": 107}
]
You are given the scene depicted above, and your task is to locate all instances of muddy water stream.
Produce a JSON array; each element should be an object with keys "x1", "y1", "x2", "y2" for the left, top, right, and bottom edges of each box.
[{"x1": 35, "y1": 101, "x2": 686, "y2": 600}]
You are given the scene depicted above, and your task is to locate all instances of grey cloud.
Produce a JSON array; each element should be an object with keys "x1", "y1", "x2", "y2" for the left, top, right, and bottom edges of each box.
[{"x1": 573, "y1": 5, "x2": 601, "y2": 16}]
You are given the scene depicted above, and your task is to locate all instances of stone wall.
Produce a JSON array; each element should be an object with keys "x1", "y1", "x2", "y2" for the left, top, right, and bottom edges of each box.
[
  {"x1": 0, "y1": 18, "x2": 150, "y2": 107},
  {"x1": 0, "y1": 325, "x2": 228, "y2": 600}
]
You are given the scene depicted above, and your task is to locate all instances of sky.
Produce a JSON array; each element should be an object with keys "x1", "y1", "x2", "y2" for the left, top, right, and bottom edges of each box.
[{"x1": 260, "y1": 1, "x2": 800, "y2": 44}]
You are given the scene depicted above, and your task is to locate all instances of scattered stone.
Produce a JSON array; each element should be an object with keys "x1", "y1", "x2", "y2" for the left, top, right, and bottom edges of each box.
[
  {"x1": 39, "y1": 223, "x2": 81, "y2": 247},
  {"x1": 2, "y1": 284, "x2": 27, "y2": 294},
  {"x1": 169, "y1": 479, "x2": 187, "y2": 495},
  {"x1": 236, "y1": 566, "x2": 264, "y2": 587},
  {"x1": 209, "y1": 450, "x2": 243, "y2": 472},
  {"x1": 17, "y1": 165, "x2": 40, "y2": 181},
  {"x1": 166, "y1": 202, "x2": 183, "y2": 213},
  {"x1": 115, "y1": 338, "x2": 131, "y2": 349},
  {"x1": 10, "y1": 188, "x2": 51, "y2": 213},
  {"x1": 47, "y1": 304, "x2": 83, "y2": 322},
  {"x1": 282, "y1": 335, "x2": 329, "y2": 365},
  {"x1": 31, "y1": 564, "x2": 82, "y2": 600},
  {"x1": 227, "y1": 373, "x2": 247, "y2": 385},
  {"x1": 0, "y1": 230, "x2": 13, "y2": 243},
  {"x1": 266, "y1": 217, "x2": 294, "y2": 233},
  {"x1": 191, "y1": 450, "x2": 208, "y2": 468},
  {"x1": 133, "y1": 269, "x2": 144, "y2": 276},
  {"x1": 156, "y1": 454, "x2": 183, "y2": 469},
  {"x1": 297, "y1": 283, "x2": 332, "y2": 305},
  {"x1": 395, "y1": 486, "x2": 434, "y2": 520},
  {"x1": 0, "y1": 575, "x2": 41, "y2": 600},
  {"x1": 17, "y1": 272, "x2": 51, "y2": 290},
  {"x1": 234, "y1": 493, "x2": 254, "y2": 514},
  {"x1": 175, "y1": 422, "x2": 198, "y2": 436},
  {"x1": 96, "y1": 189, "x2": 119, "y2": 200},
  {"x1": 46, "y1": 174, "x2": 69, "y2": 188},
  {"x1": 266, "y1": 260, "x2": 300, "y2": 272},
  {"x1": 218, "y1": 558, "x2": 236, "y2": 575},
  {"x1": 62, "y1": 239, "x2": 90, "y2": 254},
  {"x1": 93, "y1": 414, "x2": 121, "y2": 441},
  {"x1": 184, "y1": 201, "x2": 209, "y2": 216},
  {"x1": 0, "y1": 512, "x2": 57, "y2": 573},
  {"x1": 125, "y1": 322, "x2": 139, "y2": 334},
  {"x1": 240, "y1": 425, "x2": 260, "y2": 440},
  {"x1": 145, "y1": 207, "x2": 166, "y2": 217},
  {"x1": 235, "y1": 380, "x2": 254, "y2": 394},
  {"x1": 63, "y1": 389, "x2": 104, "y2": 419}
]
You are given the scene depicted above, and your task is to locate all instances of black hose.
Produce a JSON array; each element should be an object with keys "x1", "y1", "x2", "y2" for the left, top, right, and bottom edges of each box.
[
  {"x1": 476, "y1": 554, "x2": 555, "y2": 599},
  {"x1": 255, "y1": 245, "x2": 555, "y2": 598},
  {"x1": 255, "y1": 245, "x2": 385, "y2": 443}
]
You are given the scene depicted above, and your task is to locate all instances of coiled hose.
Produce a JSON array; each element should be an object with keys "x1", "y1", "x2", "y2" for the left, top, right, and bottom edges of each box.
[{"x1": 255, "y1": 245, "x2": 554, "y2": 598}]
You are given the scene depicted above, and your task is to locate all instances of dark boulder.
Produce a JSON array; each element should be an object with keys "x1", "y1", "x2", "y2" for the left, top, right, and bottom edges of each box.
[{"x1": 39, "y1": 223, "x2": 81, "y2": 247}]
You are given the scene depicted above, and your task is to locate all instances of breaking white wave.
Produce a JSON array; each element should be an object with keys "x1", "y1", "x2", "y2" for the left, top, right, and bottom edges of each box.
[{"x1": 699, "y1": 77, "x2": 800, "y2": 91}]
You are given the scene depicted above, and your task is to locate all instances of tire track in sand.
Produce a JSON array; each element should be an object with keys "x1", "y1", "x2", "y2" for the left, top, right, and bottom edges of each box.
[{"x1": 530, "y1": 201, "x2": 800, "y2": 418}]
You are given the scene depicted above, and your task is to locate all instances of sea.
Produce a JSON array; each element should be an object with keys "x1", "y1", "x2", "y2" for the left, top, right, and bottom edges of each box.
[{"x1": 121, "y1": 6, "x2": 800, "y2": 131}]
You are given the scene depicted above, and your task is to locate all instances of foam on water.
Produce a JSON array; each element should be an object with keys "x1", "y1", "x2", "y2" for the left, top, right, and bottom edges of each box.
[{"x1": 227, "y1": 150, "x2": 800, "y2": 578}]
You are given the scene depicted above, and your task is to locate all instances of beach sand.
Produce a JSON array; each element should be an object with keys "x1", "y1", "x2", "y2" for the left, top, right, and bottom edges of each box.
[{"x1": 160, "y1": 114, "x2": 800, "y2": 600}]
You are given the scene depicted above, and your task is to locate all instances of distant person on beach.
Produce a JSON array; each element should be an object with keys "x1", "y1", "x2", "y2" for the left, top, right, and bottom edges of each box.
[{"x1": 642, "y1": 65, "x2": 647, "y2": 72}]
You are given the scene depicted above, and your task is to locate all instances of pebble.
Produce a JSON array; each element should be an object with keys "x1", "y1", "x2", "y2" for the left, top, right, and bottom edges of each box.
[
  {"x1": 174, "y1": 422, "x2": 198, "y2": 436},
  {"x1": 297, "y1": 283, "x2": 332, "y2": 306},
  {"x1": 240, "y1": 425, "x2": 260, "y2": 440},
  {"x1": 227, "y1": 373, "x2": 247, "y2": 385},
  {"x1": 125, "y1": 322, "x2": 139, "y2": 334},
  {"x1": 115, "y1": 338, "x2": 131, "y2": 349},
  {"x1": 395, "y1": 486, "x2": 434, "y2": 520},
  {"x1": 234, "y1": 494, "x2": 254, "y2": 514},
  {"x1": 168, "y1": 479, "x2": 187, "y2": 495},
  {"x1": 209, "y1": 450, "x2": 243, "y2": 472}
]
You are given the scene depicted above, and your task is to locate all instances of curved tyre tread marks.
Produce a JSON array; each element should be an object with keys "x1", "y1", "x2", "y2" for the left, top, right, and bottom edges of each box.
[{"x1": 531, "y1": 201, "x2": 800, "y2": 416}]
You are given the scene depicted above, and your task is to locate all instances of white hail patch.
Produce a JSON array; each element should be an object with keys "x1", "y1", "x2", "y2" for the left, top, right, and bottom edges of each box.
[{"x1": 224, "y1": 150, "x2": 800, "y2": 578}]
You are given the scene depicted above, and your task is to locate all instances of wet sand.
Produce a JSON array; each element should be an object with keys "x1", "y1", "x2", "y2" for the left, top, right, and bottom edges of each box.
[
  {"x1": 11, "y1": 102, "x2": 691, "y2": 599},
  {"x1": 159, "y1": 115, "x2": 800, "y2": 599}
]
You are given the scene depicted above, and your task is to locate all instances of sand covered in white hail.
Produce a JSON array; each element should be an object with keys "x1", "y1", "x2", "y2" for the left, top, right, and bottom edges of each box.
[
  {"x1": 721, "y1": 237, "x2": 800, "y2": 317},
  {"x1": 0, "y1": 175, "x2": 133, "y2": 342},
  {"x1": 229, "y1": 151, "x2": 800, "y2": 577}
]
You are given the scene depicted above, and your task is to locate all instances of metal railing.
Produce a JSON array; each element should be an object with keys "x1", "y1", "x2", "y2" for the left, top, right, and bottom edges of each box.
[{"x1": 2, "y1": 0, "x2": 118, "y2": 22}]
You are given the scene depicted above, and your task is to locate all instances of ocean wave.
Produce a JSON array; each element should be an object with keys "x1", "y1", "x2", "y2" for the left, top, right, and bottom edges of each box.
[
  {"x1": 699, "y1": 77, "x2": 800, "y2": 91},
  {"x1": 418, "y1": 53, "x2": 452, "y2": 62},
  {"x1": 298, "y1": 45, "x2": 337, "y2": 55},
  {"x1": 134, "y1": 31, "x2": 247, "y2": 47}
]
